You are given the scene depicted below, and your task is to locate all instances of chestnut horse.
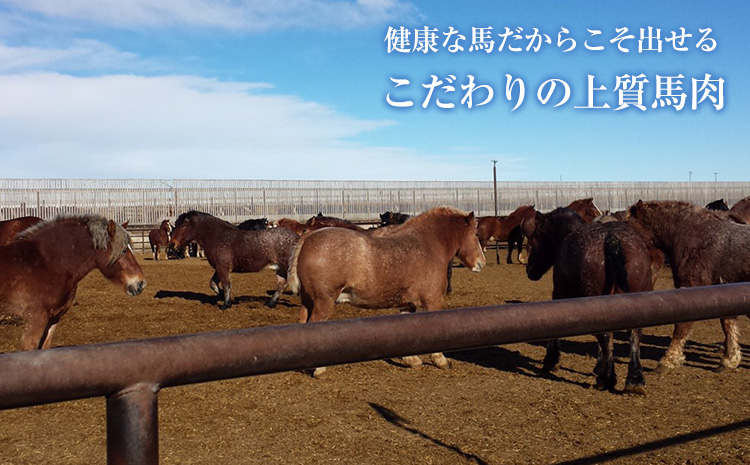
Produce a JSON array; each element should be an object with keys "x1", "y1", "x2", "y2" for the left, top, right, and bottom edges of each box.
[
  {"x1": 628, "y1": 200, "x2": 750, "y2": 371},
  {"x1": 566, "y1": 197, "x2": 602, "y2": 222},
  {"x1": 275, "y1": 218, "x2": 306, "y2": 236},
  {"x1": 289, "y1": 207, "x2": 485, "y2": 376},
  {"x1": 477, "y1": 205, "x2": 536, "y2": 264},
  {"x1": 148, "y1": 219, "x2": 172, "y2": 260},
  {"x1": 526, "y1": 208, "x2": 654, "y2": 393},
  {"x1": 728, "y1": 196, "x2": 750, "y2": 224},
  {"x1": 169, "y1": 211, "x2": 298, "y2": 309},
  {"x1": 0, "y1": 216, "x2": 43, "y2": 246},
  {"x1": 304, "y1": 213, "x2": 364, "y2": 233},
  {"x1": 0, "y1": 214, "x2": 146, "y2": 350}
]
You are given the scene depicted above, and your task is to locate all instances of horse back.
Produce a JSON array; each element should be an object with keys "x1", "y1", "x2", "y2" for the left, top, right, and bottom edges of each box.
[
  {"x1": 555, "y1": 222, "x2": 652, "y2": 298},
  {"x1": 221, "y1": 227, "x2": 297, "y2": 273}
]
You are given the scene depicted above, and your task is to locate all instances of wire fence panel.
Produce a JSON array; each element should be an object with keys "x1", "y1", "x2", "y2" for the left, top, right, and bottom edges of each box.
[{"x1": 1, "y1": 179, "x2": 748, "y2": 226}]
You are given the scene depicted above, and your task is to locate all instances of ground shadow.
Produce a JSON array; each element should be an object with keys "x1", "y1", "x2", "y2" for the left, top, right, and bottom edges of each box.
[
  {"x1": 552, "y1": 418, "x2": 750, "y2": 465},
  {"x1": 446, "y1": 346, "x2": 592, "y2": 390},
  {"x1": 368, "y1": 402, "x2": 489, "y2": 465},
  {"x1": 153, "y1": 290, "x2": 296, "y2": 308}
]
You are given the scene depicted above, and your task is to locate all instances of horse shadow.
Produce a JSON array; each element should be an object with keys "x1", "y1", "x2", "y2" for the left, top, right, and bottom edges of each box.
[
  {"x1": 368, "y1": 402, "x2": 490, "y2": 465},
  {"x1": 446, "y1": 346, "x2": 592, "y2": 390},
  {"x1": 153, "y1": 290, "x2": 296, "y2": 309}
]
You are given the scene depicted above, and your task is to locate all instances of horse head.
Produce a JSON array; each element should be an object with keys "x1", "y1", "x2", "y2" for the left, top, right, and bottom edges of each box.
[
  {"x1": 170, "y1": 211, "x2": 201, "y2": 249},
  {"x1": 526, "y1": 208, "x2": 583, "y2": 281},
  {"x1": 95, "y1": 219, "x2": 146, "y2": 296},
  {"x1": 456, "y1": 211, "x2": 485, "y2": 272}
]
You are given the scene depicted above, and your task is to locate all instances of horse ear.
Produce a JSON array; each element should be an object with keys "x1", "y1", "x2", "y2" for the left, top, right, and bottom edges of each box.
[
  {"x1": 466, "y1": 211, "x2": 475, "y2": 224},
  {"x1": 121, "y1": 221, "x2": 129, "y2": 229},
  {"x1": 107, "y1": 219, "x2": 117, "y2": 238}
]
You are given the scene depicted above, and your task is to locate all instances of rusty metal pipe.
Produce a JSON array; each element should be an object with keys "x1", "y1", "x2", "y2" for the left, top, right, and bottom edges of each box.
[
  {"x1": 106, "y1": 383, "x2": 159, "y2": 465},
  {"x1": 1, "y1": 283, "x2": 749, "y2": 411}
]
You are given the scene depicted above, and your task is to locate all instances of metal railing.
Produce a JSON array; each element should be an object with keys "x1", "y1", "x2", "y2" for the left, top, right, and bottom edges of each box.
[{"x1": 1, "y1": 283, "x2": 749, "y2": 464}]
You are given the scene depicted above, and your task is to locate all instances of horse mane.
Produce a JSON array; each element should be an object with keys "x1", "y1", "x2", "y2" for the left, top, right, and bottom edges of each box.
[
  {"x1": 17, "y1": 214, "x2": 130, "y2": 264},
  {"x1": 174, "y1": 210, "x2": 206, "y2": 228}
]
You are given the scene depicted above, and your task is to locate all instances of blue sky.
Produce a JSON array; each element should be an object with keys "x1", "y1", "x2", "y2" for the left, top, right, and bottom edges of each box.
[{"x1": 0, "y1": 0, "x2": 747, "y2": 181}]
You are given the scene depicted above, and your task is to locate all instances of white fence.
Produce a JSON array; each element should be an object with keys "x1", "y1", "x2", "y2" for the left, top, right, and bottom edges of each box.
[{"x1": 1, "y1": 179, "x2": 749, "y2": 226}]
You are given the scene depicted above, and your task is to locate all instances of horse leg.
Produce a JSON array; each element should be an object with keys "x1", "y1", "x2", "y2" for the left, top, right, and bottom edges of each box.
[
  {"x1": 20, "y1": 313, "x2": 51, "y2": 351},
  {"x1": 209, "y1": 272, "x2": 222, "y2": 296},
  {"x1": 303, "y1": 292, "x2": 335, "y2": 377},
  {"x1": 152, "y1": 245, "x2": 158, "y2": 261},
  {"x1": 593, "y1": 332, "x2": 616, "y2": 392},
  {"x1": 446, "y1": 262, "x2": 453, "y2": 295},
  {"x1": 718, "y1": 317, "x2": 741, "y2": 371},
  {"x1": 399, "y1": 308, "x2": 423, "y2": 368},
  {"x1": 624, "y1": 328, "x2": 646, "y2": 395},
  {"x1": 266, "y1": 273, "x2": 287, "y2": 308},
  {"x1": 506, "y1": 238, "x2": 515, "y2": 264},
  {"x1": 658, "y1": 321, "x2": 693, "y2": 371},
  {"x1": 542, "y1": 339, "x2": 561, "y2": 372}
]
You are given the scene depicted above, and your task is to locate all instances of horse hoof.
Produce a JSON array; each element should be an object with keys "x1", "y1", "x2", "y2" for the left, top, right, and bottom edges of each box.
[
  {"x1": 541, "y1": 363, "x2": 559, "y2": 373},
  {"x1": 312, "y1": 367, "x2": 327, "y2": 378},
  {"x1": 712, "y1": 365, "x2": 737, "y2": 374},
  {"x1": 401, "y1": 355, "x2": 423, "y2": 368},
  {"x1": 219, "y1": 304, "x2": 231, "y2": 310},
  {"x1": 623, "y1": 384, "x2": 647, "y2": 396},
  {"x1": 653, "y1": 363, "x2": 675, "y2": 374},
  {"x1": 265, "y1": 300, "x2": 277, "y2": 309}
]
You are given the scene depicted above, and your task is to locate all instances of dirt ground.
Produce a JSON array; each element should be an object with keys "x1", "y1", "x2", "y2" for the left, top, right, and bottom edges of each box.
[{"x1": 1, "y1": 252, "x2": 749, "y2": 465}]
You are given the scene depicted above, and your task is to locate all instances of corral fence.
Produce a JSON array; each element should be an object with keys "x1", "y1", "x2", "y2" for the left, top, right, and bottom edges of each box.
[
  {"x1": 1, "y1": 283, "x2": 749, "y2": 464},
  {"x1": 3, "y1": 179, "x2": 749, "y2": 254},
  {"x1": 2, "y1": 179, "x2": 749, "y2": 225}
]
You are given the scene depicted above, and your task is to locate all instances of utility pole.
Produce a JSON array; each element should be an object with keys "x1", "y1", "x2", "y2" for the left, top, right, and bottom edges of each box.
[
  {"x1": 491, "y1": 160, "x2": 499, "y2": 264},
  {"x1": 491, "y1": 160, "x2": 498, "y2": 217}
]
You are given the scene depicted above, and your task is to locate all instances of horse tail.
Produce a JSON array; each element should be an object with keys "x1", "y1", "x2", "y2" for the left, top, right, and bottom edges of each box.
[
  {"x1": 287, "y1": 237, "x2": 305, "y2": 295},
  {"x1": 603, "y1": 231, "x2": 630, "y2": 294}
]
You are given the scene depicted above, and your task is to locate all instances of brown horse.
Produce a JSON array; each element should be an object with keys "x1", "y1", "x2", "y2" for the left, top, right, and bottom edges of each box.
[
  {"x1": 507, "y1": 198, "x2": 602, "y2": 265},
  {"x1": 728, "y1": 196, "x2": 750, "y2": 224},
  {"x1": 477, "y1": 205, "x2": 536, "y2": 264},
  {"x1": 628, "y1": 200, "x2": 750, "y2": 371},
  {"x1": 0, "y1": 216, "x2": 43, "y2": 246},
  {"x1": 148, "y1": 219, "x2": 172, "y2": 260},
  {"x1": 0, "y1": 214, "x2": 146, "y2": 350},
  {"x1": 304, "y1": 213, "x2": 364, "y2": 233},
  {"x1": 169, "y1": 211, "x2": 298, "y2": 309},
  {"x1": 566, "y1": 197, "x2": 602, "y2": 222},
  {"x1": 275, "y1": 218, "x2": 306, "y2": 236},
  {"x1": 526, "y1": 207, "x2": 654, "y2": 393},
  {"x1": 288, "y1": 207, "x2": 485, "y2": 376}
]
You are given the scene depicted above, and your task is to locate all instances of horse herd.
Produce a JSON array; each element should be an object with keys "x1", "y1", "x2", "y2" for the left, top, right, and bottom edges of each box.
[{"x1": 1, "y1": 196, "x2": 750, "y2": 393}]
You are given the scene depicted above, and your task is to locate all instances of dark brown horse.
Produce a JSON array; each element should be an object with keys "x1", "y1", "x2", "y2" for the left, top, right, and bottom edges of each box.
[
  {"x1": 0, "y1": 216, "x2": 43, "y2": 246},
  {"x1": 379, "y1": 211, "x2": 411, "y2": 226},
  {"x1": 148, "y1": 219, "x2": 172, "y2": 260},
  {"x1": 0, "y1": 214, "x2": 145, "y2": 350},
  {"x1": 728, "y1": 196, "x2": 750, "y2": 224},
  {"x1": 237, "y1": 218, "x2": 269, "y2": 230},
  {"x1": 289, "y1": 207, "x2": 485, "y2": 376},
  {"x1": 628, "y1": 200, "x2": 750, "y2": 371},
  {"x1": 705, "y1": 199, "x2": 729, "y2": 211},
  {"x1": 169, "y1": 211, "x2": 298, "y2": 309},
  {"x1": 477, "y1": 205, "x2": 536, "y2": 264},
  {"x1": 526, "y1": 207, "x2": 654, "y2": 394},
  {"x1": 507, "y1": 198, "x2": 603, "y2": 265}
]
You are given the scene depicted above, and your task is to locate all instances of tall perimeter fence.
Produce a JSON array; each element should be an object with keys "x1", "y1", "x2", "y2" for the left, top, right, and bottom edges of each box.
[{"x1": 2, "y1": 179, "x2": 749, "y2": 226}]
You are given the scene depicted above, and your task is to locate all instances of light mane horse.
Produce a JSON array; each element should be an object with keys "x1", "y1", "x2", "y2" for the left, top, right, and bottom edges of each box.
[
  {"x1": 288, "y1": 206, "x2": 485, "y2": 376},
  {"x1": 0, "y1": 214, "x2": 145, "y2": 350}
]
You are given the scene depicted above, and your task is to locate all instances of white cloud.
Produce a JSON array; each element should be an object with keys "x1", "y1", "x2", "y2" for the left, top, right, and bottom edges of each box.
[
  {"x1": 0, "y1": 73, "x2": 508, "y2": 180},
  {"x1": 0, "y1": 40, "x2": 146, "y2": 72},
  {"x1": 0, "y1": 0, "x2": 419, "y2": 31}
]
